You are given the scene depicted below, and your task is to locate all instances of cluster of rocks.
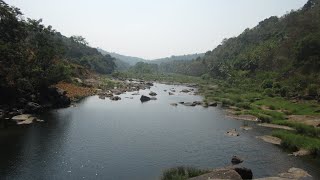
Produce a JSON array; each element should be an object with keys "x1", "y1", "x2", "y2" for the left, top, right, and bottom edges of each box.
[
  {"x1": 226, "y1": 129, "x2": 240, "y2": 137},
  {"x1": 189, "y1": 156, "x2": 252, "y2": 180},
  {"x1": 189, "y1": 155, "x2": 311, "y2": 180},
  {"x1": 1, "y1": 87, "x2": 71, "y2": 127},
  {"x1": 175, "y1": 101, "x2": 217, "y2": 108},
  {"x1": 97, "y1": 81, "x2": 155, "y2": 101}
]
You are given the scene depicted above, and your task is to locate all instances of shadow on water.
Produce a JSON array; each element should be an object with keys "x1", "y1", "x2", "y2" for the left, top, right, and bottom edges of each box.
[{"x1": 0, "y1": 110, "x2": 74, "y2": 179}]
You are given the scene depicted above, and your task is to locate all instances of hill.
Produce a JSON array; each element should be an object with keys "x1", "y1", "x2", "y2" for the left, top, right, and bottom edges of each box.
[
  {"x1": 150, "y1": 53, "x2": 205, "y2": 64},
  {"x1": 164, "y1": 0, "x2": 320, "y2": 98},
  {"x1": 97, "y1": 48, "x2": 148, "y2": 66},
  {"x1": 0, "y1": 1, "x2": 115, "y2": 104}
]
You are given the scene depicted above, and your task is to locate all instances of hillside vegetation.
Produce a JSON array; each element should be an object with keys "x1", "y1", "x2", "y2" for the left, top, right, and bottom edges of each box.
[{"x1": 0, "y1": 0, "x2": 116, "y2": 104}]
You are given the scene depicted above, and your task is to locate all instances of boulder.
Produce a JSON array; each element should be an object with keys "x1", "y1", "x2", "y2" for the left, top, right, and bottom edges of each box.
[
  {"x1": 231, "y1": 156, "x2": 244, "y2": 165},
  {"x1": 146, "y1": 82, "x2": 154, "y2": 86},
  {"x1": 110, "y1": 96, "x2": 121, "y2": 101},
  {"x1": 181, "y1": 89, "x2": 190, "y2": 93},
  {"x1": 45, "y1": 87, "x2": 71, "y2": 108},
  {"x1": 279, "y1": 167, "x2": 311, "y2": 179},
  {"x1": 140, "y1": 95, "x2": 151, "y2": 102},
  {"x1": 25, "y1": 102, "x2": 42, "y2": 113},
  {"x1": 149, "y1": 91, "x2": 157, "y2": 96},
  {"x1": 188, "y1": 169, "x2": 242, "y2": 180},
  {"x1": 11, "y1": 114, "x2": 36, "y2": 125},
  {"x1": 233, "y1": 167, "x2": 253, "y2": 180},
  {"x1": 208, "y1": 102, "x2": 218, "y2": 107},
  {"x1": 168, "y1": 92, "x2": 174, "y2": 95},
  {"x1": 193, "y1": 101, "x2": 202, "y2": 105},
  {"x1": 132, "y1": 92, "x2": 140, "y2": 96}
]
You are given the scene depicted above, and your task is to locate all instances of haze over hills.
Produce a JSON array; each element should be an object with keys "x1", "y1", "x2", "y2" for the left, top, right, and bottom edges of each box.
[{"x1": 97, "y1": 48, "x2": 205, "y2": 68}]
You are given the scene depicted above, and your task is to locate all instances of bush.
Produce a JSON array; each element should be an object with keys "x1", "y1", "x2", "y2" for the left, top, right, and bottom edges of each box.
[
  {"x1": 272, "y1": 130, "x2": 320, "y2": 156},
  {"x1": 161, "y1": 166, "x2": 209, "y2": 180},
  {"x1": 261, "y1": 80, "x2": 273, "y2": 89},
  {"x1": 307, "y1": 84, "x2": 319, "y2": 97},
  {"x1": 263, "y1": 88, "x2": 274, "y2": 97}
]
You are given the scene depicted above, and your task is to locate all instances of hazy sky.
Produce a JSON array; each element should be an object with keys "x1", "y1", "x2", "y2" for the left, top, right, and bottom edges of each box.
[{"x1": 10, "y1": 0, "x2": 307, "y2": 59}]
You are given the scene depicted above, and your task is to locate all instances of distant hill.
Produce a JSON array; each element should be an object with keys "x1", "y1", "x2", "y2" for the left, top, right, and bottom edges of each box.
[
  {"x1": 150, "y1": 53, "x2": 205, "y2": 64},
  {"x1": 97, "y1": 48, "x2": 148, "y2": 66}
]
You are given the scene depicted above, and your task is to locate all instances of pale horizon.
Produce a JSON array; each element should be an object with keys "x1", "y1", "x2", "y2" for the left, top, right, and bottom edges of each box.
[{"x1": 10, "y1": 0, "x2": 308, "y2": 59}]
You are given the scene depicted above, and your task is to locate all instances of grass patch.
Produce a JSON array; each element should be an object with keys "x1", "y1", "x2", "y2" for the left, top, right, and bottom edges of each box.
[
  {"x1": 255, "y1": 97, "x2": 320, "y2": 115},
  {"x1": 272, "y1": 120, "x2": 320, "y2": 137},
  {"x1": 161, "y1": 166, "x2": 209, "y2": 180},
  {"x1": 272, "y1": 130, "x2": 320, "y2": 156}
]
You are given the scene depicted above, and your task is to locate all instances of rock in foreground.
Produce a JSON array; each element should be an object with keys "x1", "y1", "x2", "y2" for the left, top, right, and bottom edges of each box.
[{"x1": 188, "y1": 169, "x2": 242, "y2": 180}]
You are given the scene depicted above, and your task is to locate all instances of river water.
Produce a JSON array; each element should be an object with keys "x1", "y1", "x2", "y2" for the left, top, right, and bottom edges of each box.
[{"x1": 0, "y1": 83, "x2": 319, "y2": 179}]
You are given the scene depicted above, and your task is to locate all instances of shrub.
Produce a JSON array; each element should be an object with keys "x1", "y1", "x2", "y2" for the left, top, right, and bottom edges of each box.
[
  {"x1": 161, "y1": 167, "x2": 209, "y2": 180},
  {"x1": 307, "y1": 84, "x2": 319, "y2": 97},
  {"x1": 261, "y1": 79, "x2": 273, "y2": 89},
  {"x1": 263, "y1": 88, "x2": 274, "y2": 97}
]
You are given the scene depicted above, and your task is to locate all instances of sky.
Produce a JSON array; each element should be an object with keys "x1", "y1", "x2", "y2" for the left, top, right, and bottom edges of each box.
[{"x1": 9, "y1": 0, "x2": 308, "y2": 60}]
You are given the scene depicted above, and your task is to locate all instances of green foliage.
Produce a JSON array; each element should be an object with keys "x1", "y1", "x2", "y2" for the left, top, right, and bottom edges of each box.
[
  {"x1": 0, "y1": 1, "x2": 115, "y2": 103},
  {"x1": 161, "y1": 166, "x2": 209, "y2": 180},
  {"x1": 272, "y1": 120, "x2": 320, "y2": 137},
  {"x1": 129, "y1": 62, "x2": 158, "y2": 74},
  {"x1": 254, "y1": 97, "x2": 320, "y2": 115},
  {"x1": 272, "y1": 130, "x2": 320, "y2": 155}
]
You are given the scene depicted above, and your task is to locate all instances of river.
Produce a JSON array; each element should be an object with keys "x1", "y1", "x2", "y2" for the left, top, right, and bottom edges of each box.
[{"x1": 0, "y1": 83, "x2": 319, "y2": 179}]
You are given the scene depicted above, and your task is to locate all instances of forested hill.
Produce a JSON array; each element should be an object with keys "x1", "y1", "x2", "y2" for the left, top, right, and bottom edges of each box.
[
  {"x1": 202, "y1": 0, "x2": 320, "y2": 79},
  {"x1": 159, "y1": 0, "x2": 320, "y2": 97},
  {"x1": 0, "y1": 0, "x2": 115, "y2": 103},
  {"x1": 150, "y1": 53, "x2": 205, "y2": 65}
]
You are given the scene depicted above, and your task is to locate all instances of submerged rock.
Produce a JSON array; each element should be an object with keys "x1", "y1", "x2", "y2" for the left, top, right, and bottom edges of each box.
[
  {"x1": 150, "y1": 97, "x2": 157, "y2": 100},
  {"x1": 231, "y1": 156, "x2": 244, "y2": 165},
  {"x1": 140, "y1": 95, "x2": 151, "y2": 102},
  {"x1": 168, "y1": 92, "x2": 174, "y2": 95},
  {"x1": 170, "y1": 103, "x2": 178, "y2": 106},
  {"x1": 226, "y1": 129, "x2": 239, "y2": 136},
  {"x1": 240, "y1": 126, "x2": 253, "y2": 131},
  {"x1": 183, "y1": 102, "x2": 197, "y2": 106},
  {"x1": 256, "y1": 135, "x2": 281, "y2": 145}
]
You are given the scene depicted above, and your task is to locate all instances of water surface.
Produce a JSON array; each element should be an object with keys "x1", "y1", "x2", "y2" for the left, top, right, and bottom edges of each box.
[{"x1": 0, "y1": 83, "x2": 319, "y2": 179}]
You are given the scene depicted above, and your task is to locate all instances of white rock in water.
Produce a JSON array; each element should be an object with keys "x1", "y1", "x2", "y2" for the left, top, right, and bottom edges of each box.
[{"x1": 12, "y1": 114, "x2": 36, "y2": 125}]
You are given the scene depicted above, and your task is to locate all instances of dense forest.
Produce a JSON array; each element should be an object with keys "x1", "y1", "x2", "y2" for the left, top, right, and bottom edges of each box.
[{"x1": 0, "y1": 0, "x2": 115, "y2": 104}]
